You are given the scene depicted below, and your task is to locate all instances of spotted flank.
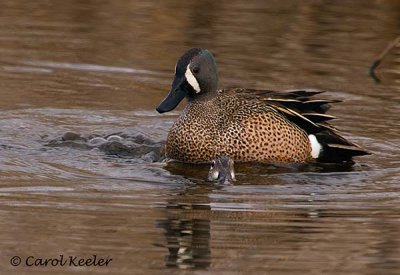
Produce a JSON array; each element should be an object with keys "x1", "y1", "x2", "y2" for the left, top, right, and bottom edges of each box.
[{"x1": 156, "y1": 48, "x2": 370, "y2": 164}]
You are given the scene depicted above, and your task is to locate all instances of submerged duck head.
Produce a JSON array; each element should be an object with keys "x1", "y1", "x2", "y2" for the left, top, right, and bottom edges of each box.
[
  {"x1": 156, "y1": 48, "x2": 218, "y2": 113},
  {"x1": 208, "y1": 155, "x2": 236, "y2": 184}
]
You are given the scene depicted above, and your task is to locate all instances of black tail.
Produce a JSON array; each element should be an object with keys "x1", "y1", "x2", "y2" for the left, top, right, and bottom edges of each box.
[{"x1": 315, "y1": 130, "x2": 371, "y2": 163}]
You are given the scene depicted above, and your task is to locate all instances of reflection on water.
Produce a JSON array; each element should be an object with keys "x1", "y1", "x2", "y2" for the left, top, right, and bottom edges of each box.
[
  {"x1": 1, "y1": 0, "x2": 400, "y2": 274},
  {"x1": 159, "y1": 217, "x2": 211, "y2": 269},
  {"x1": 158, "y1": 185, "x2": 212, "y2": 269}
]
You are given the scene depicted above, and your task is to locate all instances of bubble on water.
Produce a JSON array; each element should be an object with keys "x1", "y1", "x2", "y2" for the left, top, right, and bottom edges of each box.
[
  {"x1": 62, "y1": 132, "x2": 85, "y2": 141},
  {"x1": 88, "y1": 137, "x2": 107, "y2": 146},
  {"x1": 106, "y1": 135, "x2": 123, "y2": 142}
]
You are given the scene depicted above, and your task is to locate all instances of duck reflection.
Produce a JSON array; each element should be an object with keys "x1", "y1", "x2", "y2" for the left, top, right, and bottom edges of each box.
[
  {"x1": 157, "y1": 183, "x2": 213, "y2": 269},
  {"x1": 158, "y1": 217, "x2": 210, "y2": 269}
]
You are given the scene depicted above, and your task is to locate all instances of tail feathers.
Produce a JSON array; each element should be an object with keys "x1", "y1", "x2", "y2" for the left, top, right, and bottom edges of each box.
[{"x1": 313, "y1": 131, "x2": 371, "y2": 163}]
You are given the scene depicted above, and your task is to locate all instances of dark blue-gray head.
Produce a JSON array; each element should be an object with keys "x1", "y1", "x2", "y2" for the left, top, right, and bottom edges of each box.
[
  {"x1": 156, "y1": 48, "x2": 219, "y2": 113},
  {"x1": 208, "y1": 155, "x2": 236, "y2": 184}
]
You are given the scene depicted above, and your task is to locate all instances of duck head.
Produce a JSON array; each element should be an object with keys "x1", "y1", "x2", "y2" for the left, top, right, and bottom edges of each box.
[
  {"x1": 156, "y1": 48, "x2": 218, "y2": 113},
  {"x1": 208, "y1": 155, "x2": 236, "y2": 184}
]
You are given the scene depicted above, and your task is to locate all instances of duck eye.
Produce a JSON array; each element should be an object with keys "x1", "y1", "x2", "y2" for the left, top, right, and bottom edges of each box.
[
  {"x1": 211, "y1": 161, "x2": 215, "y2": 168},
  {"x1": 192, "y1": 67, "x2": 200, "y2": 74}
]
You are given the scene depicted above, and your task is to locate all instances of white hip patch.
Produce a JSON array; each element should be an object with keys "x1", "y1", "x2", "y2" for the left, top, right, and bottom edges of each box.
[
  {"x1": 185, "y1": 64, "x2": 201, "y2": 93},
  {"x1": 308, "y1": 134, "x2": 322, "y2": 158}
]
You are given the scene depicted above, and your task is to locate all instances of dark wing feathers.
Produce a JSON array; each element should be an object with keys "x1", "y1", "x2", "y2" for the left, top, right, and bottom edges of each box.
[
  {"x1": 302, "y1": 99, "x2": 341, "y2": 113},
  {"x1": 272, "y1": 104, "x2": 321, "y2": 134},
  {"x1": 232, "y1": 88, "x2": 370, "y2": 162},
  {"x1": 232, "y1": 88, "x2": 336, "y2": 128},
  {"x1": 302, "y1": 113, "x2": 336, "y2": 123},
  {"x1": 285, "y1": 89, "x2": 324, "y2": 97}
]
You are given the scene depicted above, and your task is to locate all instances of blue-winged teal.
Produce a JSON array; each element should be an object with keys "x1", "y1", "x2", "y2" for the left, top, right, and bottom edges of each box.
[
  {"x1": 156, "y1": 48, "x2": 370, "y2": 164},
  {"x1": 208, "y1": 155, "x2": 236, "y2": 184}
]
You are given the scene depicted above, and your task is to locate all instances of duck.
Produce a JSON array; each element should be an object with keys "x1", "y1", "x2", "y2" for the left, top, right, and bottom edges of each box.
[{"x1": 156, "y1": 48, "x2": 370, "y2": 164}]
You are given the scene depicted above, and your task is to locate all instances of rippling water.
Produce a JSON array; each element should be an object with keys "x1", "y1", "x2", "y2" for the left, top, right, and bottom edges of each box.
[{"x1": 1, "y1": 1, "x2": 400, "y2": 274}]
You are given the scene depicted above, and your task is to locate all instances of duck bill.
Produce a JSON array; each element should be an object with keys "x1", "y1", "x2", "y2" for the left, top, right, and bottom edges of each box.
[{"x1": 156, "y1": 77, "x2": 186, "y2": 113}]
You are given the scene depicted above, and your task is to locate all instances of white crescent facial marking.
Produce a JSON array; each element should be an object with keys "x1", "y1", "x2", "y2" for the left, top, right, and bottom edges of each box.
[
  {"x1": 308, "y1": 134, "x2": 322, "y2": 158},
  {"x1": 185, "y1": 64, "x2": 201, "y2": 93}
]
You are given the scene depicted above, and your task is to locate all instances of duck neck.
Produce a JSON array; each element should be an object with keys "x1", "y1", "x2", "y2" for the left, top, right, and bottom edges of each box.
[{"x1": 187, "y1": 88, "x2": 218, "y2": 103}]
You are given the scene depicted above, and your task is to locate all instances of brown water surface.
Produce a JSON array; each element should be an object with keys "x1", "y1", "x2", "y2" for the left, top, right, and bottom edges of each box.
[{"x1": 0, "y1": 1, "x2": 399, "y2": 274}]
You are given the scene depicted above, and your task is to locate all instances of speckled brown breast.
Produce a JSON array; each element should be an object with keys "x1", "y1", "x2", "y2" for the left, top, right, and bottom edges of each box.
[{"x1": 165, "y1": 90, "x2": 312, "y2": 163}]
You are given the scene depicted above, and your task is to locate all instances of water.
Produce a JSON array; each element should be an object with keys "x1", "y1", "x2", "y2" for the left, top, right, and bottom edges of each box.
[{"x1": 1, "y1": 1, "x2": 399, "y2": 274}]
